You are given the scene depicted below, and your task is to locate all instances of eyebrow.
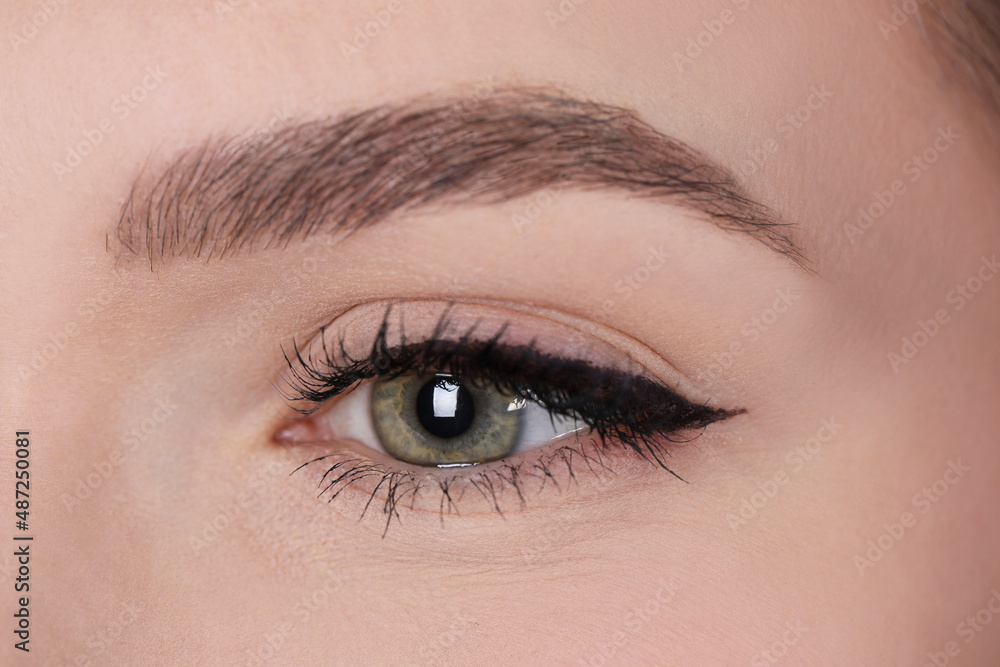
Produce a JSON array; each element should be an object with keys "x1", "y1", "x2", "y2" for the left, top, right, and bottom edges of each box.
[{"x1": 115, "y1": 88, "x2": 804, "y2": 267}]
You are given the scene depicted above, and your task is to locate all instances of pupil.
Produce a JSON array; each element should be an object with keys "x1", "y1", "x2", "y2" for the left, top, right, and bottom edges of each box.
[{"x1": 416, "y1": 377, "x2": 475, "y2": 438}]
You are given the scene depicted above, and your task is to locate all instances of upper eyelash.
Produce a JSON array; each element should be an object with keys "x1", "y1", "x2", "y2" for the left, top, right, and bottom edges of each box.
[{"x1": 279, "y1": 305, "x2": 743, "y2": 471}]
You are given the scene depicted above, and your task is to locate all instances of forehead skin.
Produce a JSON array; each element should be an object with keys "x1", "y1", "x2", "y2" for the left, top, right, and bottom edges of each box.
[{"x1": 3, "y1": 1, "x2": 1000, "y2": 665}]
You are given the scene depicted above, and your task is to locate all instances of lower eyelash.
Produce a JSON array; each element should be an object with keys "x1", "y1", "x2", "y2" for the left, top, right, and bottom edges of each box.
[{"x1": 291, "y1": 433, "x2": 690, "y2": 536}]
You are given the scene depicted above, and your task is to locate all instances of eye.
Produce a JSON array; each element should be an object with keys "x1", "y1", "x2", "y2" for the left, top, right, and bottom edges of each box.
[
  {"x1": 275, "y1": 300, "x2": 742, "y2": 527},
  {"x1": 324, "y1": 372, "x2": 584, "y2": 467}
]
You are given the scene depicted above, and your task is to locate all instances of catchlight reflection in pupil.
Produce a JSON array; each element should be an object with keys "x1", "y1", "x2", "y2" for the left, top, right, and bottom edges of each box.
[
  {"x1": 368, "y1": 369, "x2": 592, "y2": 467},
  {"x1": 416, "y1": 377, "x2": 475, "y2": 438},
  {"x1": 371, "y1": 372, "x2": 528, "y2": 466}
]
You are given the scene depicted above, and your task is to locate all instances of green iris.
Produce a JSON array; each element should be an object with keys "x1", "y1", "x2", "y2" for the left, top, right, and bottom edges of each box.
[{"x1": 371, "y1": 373, "x2": 523, "y2": 466}]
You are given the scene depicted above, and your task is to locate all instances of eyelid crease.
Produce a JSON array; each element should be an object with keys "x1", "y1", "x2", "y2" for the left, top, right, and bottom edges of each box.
[{"x1": 284, "y1": 297, "x2": 724, "y2": 406}]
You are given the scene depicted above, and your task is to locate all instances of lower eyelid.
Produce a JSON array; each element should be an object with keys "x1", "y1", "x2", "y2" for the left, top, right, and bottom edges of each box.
[
  {"x1": 277, "y1": 394, "x2": 731, "y2": 531},
  {"x1": 283, "y1": 431, "x2": 659, "y2": 529},
  {"x1": 279, "y1": 401, "x2": 729, "y2": 528}
]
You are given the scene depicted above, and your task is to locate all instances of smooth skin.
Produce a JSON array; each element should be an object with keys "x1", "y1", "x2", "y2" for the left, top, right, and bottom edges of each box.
[{"x1": 3, "y1": 1, "x2": 1000, "y2": 664}]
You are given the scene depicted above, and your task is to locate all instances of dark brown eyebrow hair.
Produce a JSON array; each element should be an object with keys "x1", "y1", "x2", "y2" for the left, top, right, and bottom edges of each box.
[{"x1": 115, "y1": 87, "x2": 804, "y2": 267}]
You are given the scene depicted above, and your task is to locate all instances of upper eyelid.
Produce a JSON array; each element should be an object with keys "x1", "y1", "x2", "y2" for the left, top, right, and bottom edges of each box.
[
  {"x1": 278, "y1": 302, "x2": 637, "y2": 410},
  {"x1": 280, "y1": 323, "x2": 741, "y2": 442},
  {"x1": 280, "y1": 297, "x2": 723, "y2": 406}
]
